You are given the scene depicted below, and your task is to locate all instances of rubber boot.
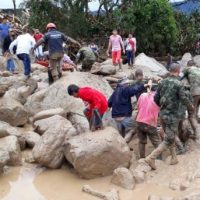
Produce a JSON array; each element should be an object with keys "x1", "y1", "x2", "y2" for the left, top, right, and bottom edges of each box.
[
  {"x1": 139, "y1": 143, "x2": 146, "y2": 158},
  {"x1": 169, "y1": 147, "x2": 178, "y2": 165},
  {"x1": 145, "y1": 143, "x2": 167, "y2": 170},
  {"x1": 175, "y1": 136, "x2": 186, "y2": 155}
]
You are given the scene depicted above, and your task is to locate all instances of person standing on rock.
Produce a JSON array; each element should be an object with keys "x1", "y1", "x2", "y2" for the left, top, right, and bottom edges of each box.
[
  {"x1": 33, "y1": 23, "x2": 80, "y2": 84},
  {"x1": 67, "y1": 84, "x2": 108, "y2": 132},
  {"x1": 145, "y1": 63, "x2": 194, "y2": 170},
  {"x1": 136, "y1": 85, "x2": 162, "y2": 158},
  {"x1": 9, "y1": 27, "x2": 36, "y2": 80},
  {"x1": 0, "y1": 17, "x2": 10, "y2": 54},
  {"x1": 181, "y1": 60, "x2": 200, "y2": 124},
  {"x1": 108, "y1": 77, "x2": 152, "y2": 142},
  {"x1": 107, "y1": 29, "x2": 125, "y2": 71},
  {"x1": 124, "y1": 33, "x2": 136, "y2": 68}
]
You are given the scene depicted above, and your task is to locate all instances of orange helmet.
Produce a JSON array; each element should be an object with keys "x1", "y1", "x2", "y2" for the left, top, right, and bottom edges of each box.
[{"x1": 46, "y1": 23, "x2": 56, "y2": 30}]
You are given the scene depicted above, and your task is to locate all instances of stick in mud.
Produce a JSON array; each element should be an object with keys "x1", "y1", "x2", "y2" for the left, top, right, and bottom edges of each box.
[{"x1": 82, "y1": 185, "x2": 120, "y2": 200}]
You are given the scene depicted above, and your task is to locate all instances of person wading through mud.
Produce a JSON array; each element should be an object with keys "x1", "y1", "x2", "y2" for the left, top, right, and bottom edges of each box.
[
  {"x1": 136, "y1": 85, "x2": 162, "y2": 158},
  {"x1": 67, "y1": 84, "x2": 108, "y2": 132},
  {"x1": 181, "y1": 60, "x2": 200, "y2": 138},
  {"x1": 107, "y1": 29, "x2": 125, "y2": 72},
  {"x1": 108, "y1": 77, "x2": 152, "y2": 142},
  {"x1": 33, "y1": 23, "x2": 80, "y2": 85},
  {"x1": 145, "y1": 63, "x2": 194, "y2": 170}
]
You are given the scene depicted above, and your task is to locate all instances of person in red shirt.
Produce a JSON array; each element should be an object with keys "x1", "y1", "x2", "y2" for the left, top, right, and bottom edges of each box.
[
  {"x1": 33, "y1": 29, "x2": 44, "y2": 60},
  {"x1": 68, "y1": 84, "x2": 108, "y2": 131}
]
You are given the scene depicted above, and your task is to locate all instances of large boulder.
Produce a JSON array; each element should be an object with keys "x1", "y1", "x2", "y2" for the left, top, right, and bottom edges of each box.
[
  {"x1": 135, "y1": 53, "x2": 168, "y2": 77},
  {"x1": 0, "y1": 121, "x2": 25, "y2": 149},
  {"x1": 0, "y1": 136, "x2": 22, "y2": 166},
  {"x1": 64, "y1": 127, "x2": 131, "y2": 179},
  {"x1": 25, "y1": 72, "x2": 113, "y2": 133},
  {"x1": 111, "y1": 167, "x2": 135, "y2": 190},
  {"x1": 32, "y1": 115, "x2": 77, "y2": 168},
  {"x1": 0, "y1": 91, "x2": 28, "y2": 126},
  {"x1": 91, "y1": 60, "x2": 116, "y2": 76},
  {"x1": 0, "y1": 150, "x2": 10, "y2": 173},
  {"x1": 33, "y1": 115, "x2": 69, "y2": 135},
  {"x1": 32, "y1": 108, "x2": 66, "y2": 123},
  {"x1": 194, "y1": 55, "x2": 200, "y2": 68},
  {"x1": 24, "y1": 131, "x2": 40, "y2": 148},
  {"x1": 180, "y1": 53, "x2": 193, "y2": 68},
  {"x1": 179, "y1": 193, "x2": 200, "y2": 200},
  {"x1": 0, "y1": 84, "x2": 9, "y2": 97}
]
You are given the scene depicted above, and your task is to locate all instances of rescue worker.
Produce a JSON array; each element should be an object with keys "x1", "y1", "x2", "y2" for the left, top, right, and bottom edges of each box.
[
  {"x1": 145, "y1": 63, "x2": 194, "y2": 170},
  {"x1": 108, "y1": 77, "x2": 152, "y2": 142},
  {"x1": 33, "y1": 23, "x2": 80, "y2": 83},
  {"x1": 67, "y1": 84, "x2": 108, "y2": 131},
  {"x1": 75, "y1": 45, "x2": 96, "y2": 71},
  {"x1": 182, "y1": 60, "x2": 200, "y2": 124}
]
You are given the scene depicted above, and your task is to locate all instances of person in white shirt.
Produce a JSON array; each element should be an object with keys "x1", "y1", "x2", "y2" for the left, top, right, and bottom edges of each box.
[
  {"x1": 9, "y1": 28, "x2": 36, "y2": 79},
  {"x1": 125, "y1": 34, "x2": 137, "y2": 68}
]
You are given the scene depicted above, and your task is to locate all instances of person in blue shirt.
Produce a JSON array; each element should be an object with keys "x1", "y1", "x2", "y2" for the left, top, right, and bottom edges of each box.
[
  {"x1": 108, "y1": 77, "x2": 151, "y2": 141},
  {"x1": 0, "y1": 17, "x2": 10, "y2": 51}
]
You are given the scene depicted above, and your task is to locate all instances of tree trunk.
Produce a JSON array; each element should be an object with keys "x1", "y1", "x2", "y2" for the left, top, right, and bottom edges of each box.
[{"x1": 12, "y1": 0, "x2": 17, "y2": 16}]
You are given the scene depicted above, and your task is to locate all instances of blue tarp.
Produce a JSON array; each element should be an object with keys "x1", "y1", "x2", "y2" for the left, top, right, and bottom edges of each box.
[{"x1": 172, "y1": 0, "x2": 200, "y2": 14}]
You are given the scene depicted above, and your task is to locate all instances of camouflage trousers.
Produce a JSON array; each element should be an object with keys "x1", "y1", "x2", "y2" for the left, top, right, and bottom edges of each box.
[
  {"x1": 137, "y1": 122, "x2": 161, "y2": 147},
  {"x1": 161, "y1": 116, "x2": 180, "y2": 147},
  {"x1": 193, "y1": 95, "x2": 200, "y2": 118},
  {"x1": 49, "y1": 53, "x2": 63, "y2": 81},
  {"x1": 82, "y1": 58, "x2": 95, "y2": 71}
]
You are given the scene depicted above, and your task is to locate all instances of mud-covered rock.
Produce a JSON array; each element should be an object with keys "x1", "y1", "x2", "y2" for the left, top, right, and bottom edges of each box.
[
  {"x1": 0, "y1": 84, "x2": 9, "y2": 97},
  {"x1": 0, "y1": 121, "x2": 25, "y2": 149},
  {"x1": 0, "y1": 150, "x2": 10, "y2": 173},
  {"x1": 179, "y1": 193, "x2": 200, "y2": 200},
  {"x1": 24, "y1": 131, "x2": 40, "y2": 148},
  {"x1": 32, "y1": 108, "x2": 66, "y2": 123},
  {"x1": 111, "y1": 167, "x2": 135, "y2": 190},
  {"x1": 132, "y1": 169, "x2": 146, "y2": 183},
  {"x1": 65, "y1": 127, "x2": 131, "y2": 179},
  {"x1": 91, "y1": 60, "x2": 116, "y2": 76},
  {"x1": 194, "y1": 55, "x2": 200, "y2": 68},
  {"x1": 0, "y1": 136, "x2": 22, "y2": 166},
  {"x1": 181, "y1": 53, "x2": 192, "y2": 68},
  {"x1": 0, "y1": 91, "x2": 28, "y2": 126},
  {"x1": 33, "y1": 115, "x2": 69, "y2": 135},
  {"x1": 32, "y1": 116, "x2": 77, "y2": 168},
  {"x1": 135, "y1": 53, "x2": 168, "y2": 77}
]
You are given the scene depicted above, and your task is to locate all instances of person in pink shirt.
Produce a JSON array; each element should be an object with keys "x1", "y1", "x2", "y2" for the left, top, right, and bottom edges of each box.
[
  {"x1": 136, "y1": 87, "x2": 161, "y2": 158},
  {"x1": 107, "y1": 29, "x2": 125, "y2": 71}
]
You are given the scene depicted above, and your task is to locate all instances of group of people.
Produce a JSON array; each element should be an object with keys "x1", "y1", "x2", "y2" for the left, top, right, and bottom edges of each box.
[
  {"x1": 68, "y1": 59, "x2": 200, "y2": 171},
  {"x1": 0, "y1": 20, "x2": 100, "y2": 84},
  {"x1": 107, "y1": 29, "x2": 137, "y2": 71}
]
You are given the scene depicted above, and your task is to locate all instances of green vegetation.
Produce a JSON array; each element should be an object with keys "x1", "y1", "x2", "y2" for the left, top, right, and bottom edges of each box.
[{"x1": 20, "y1": 0, "x2": 200, "y2": 56}]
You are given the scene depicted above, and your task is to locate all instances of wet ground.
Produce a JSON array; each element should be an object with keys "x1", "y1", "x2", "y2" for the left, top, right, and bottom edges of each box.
[{"x1": 0, "y1": 164, "x2": 183, "y2": 200}]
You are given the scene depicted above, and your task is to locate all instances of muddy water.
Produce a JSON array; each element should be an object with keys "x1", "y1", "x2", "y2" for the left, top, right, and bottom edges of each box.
[{"x1": 0, "y1": 165, "x2": 182, "y2": 200}]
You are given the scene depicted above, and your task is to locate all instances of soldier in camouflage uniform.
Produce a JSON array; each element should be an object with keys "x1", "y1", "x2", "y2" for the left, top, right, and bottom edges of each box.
[
  {"x1": 76, "y1": 46, "x2": 96, "y2": 71},
  {"x1": 145, "y1": 63, "x2": 194, "y2": 170},
  {"x1": 176, "y1": 87, "x2": 193, "y2": 154},
  {"x1": 182, "y1": 60, "x2": 200, "y2": 123}
]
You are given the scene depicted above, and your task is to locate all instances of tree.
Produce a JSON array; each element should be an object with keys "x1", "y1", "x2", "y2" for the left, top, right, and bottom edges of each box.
[
  {"x1": 12, "y1": 0, "x2": 17, "y2": 16},
  {"x1": 113, "y1": 0, "x2": 178, "y2": 55}
]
